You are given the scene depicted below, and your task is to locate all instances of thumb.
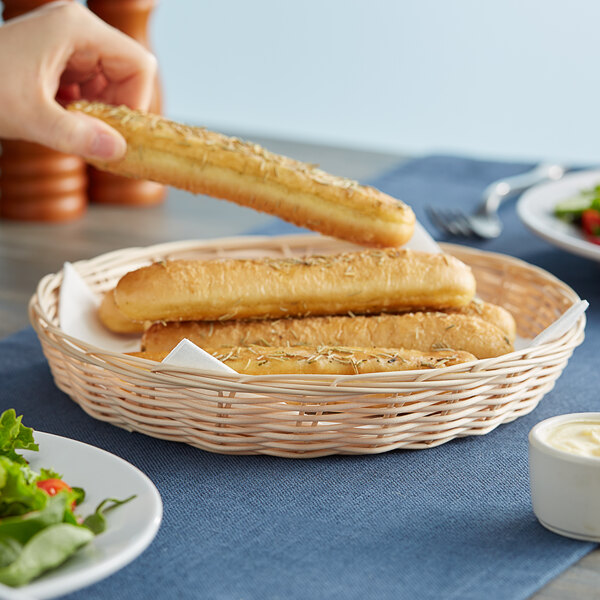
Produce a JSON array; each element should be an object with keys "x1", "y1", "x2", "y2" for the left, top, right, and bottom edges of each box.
[{"x1": 32, "y1": 104, "x2": 126, "y2": 161}]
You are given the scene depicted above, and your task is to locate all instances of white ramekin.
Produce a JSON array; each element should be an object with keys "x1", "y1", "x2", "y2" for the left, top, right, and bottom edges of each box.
[{"x1": 529, "y1": 412, "x2": 600, "y2": 542}]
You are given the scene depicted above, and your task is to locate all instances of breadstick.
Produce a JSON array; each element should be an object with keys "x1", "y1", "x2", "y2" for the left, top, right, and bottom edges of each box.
[
  {"x1": 99, "y1": 282, "x2": 514, "y2": 341},
  {"x1": 129, "y1": 344, "x2": 476, "y2": 375},
  {"x1": 68, "y1": 101, "x2": 415, "y2": 247},
  {"x1": 114, "y1": 249, "x2": 476, "y2": 322},
  {"x1": 98, "y1": 291, "x2": 146, "y2": 334},
  {"x1": 444, "y1": 299, "x2": 516, "y2": 342},
  {"x1": 100, "y1": 278, "x2": 514, "y2": 344},
  {"x1": 141, "y1": 312, "x2": 514, "y2": 359}
]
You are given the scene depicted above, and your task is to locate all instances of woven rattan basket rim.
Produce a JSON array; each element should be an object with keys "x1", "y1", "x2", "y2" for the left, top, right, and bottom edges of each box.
[{"x1": 28, "y1": 235, "x2": 587, "y2": 456}]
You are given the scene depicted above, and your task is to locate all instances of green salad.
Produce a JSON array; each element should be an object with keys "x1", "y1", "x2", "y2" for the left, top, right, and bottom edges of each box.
[
  {"x1": 0, "y1": 409, "x2": 134, "y2": 587},
  {"x1": 555, "y1": 185, "x2": 600, "y2": 245}
]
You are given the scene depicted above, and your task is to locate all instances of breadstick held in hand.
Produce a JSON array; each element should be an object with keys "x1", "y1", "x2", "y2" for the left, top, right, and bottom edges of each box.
[{"x1": 67, "y1": 101, "x2": 415, "y2": 247}]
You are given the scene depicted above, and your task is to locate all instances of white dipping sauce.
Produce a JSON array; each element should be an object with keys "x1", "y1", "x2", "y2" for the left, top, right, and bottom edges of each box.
[{"x1": 544, "y1": 421, "x2": 600, "y2": 458}]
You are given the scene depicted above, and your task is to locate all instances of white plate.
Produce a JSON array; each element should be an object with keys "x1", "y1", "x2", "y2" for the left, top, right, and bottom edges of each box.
[
  {"x1": 4, "y1": 432, "x2": 162, "y2": 600},
  {"x1": 517, "y1": 169, "x2": 600, "y2": 262}
]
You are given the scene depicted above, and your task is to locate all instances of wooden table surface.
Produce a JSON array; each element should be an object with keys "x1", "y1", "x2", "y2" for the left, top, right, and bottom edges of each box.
[{"x1": 0, "y1": 135, "x2": 598, "y2": 599}]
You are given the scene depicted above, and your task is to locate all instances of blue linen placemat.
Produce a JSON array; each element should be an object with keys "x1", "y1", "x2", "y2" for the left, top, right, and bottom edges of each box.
[{"x1": 2, "y1": 155, "x2": 598, "y2": 600}]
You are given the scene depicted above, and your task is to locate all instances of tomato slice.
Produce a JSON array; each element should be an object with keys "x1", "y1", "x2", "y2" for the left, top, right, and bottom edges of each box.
[
  {"x1": 36, "y1": 478, "x2": 72, "y2": 495},
  {"x1": 36, "y1": 478, "x2": 75, "y2": 509},
  {"x1": 581, "y1": 209, "x2": 600, "y2": 244}
]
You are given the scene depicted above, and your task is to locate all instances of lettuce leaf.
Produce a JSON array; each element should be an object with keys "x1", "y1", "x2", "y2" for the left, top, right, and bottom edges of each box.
[
  {"x1": 0, "y1": 494, "x2": 66, "y2": 544},
  {"x1": 0, "y1": 456, "x2": 48, "y2": 518},
  {"x1": 0, "y1": 523, "x2": 94, "y2": 587},
  {"x1": 0, "y1": 410, "x2": 38, "y2": 465},
  {"x1": 0, "y1": 536, "x2": 22, "y2": 569},
  {"x1": 82, "y1": 495, "x2": 136, "y2": 534}
]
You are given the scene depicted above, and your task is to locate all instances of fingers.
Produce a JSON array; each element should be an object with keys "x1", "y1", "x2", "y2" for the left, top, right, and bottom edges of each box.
[
  {"x1": 56, "y1": 82, "x2": 81, "y2": 105},
  {"x1": 61, "y1": 39, "x2": 157, "y2": 110},
  {"x1": 79, "y1": 73, "x2": 109, "y2": 100},
  {"x1": 67, "y1": 7, "x2": 157, "y2": 110},
  {"x1": 43, "y1": 3, "x2": 157, "y2": 109},
  {"x1": 31, "y1": 103, "x2": 126, "y2": 161},
  {"x1": 0, "y1": 1, "x2": 157, "y2": 153},
  {"x1": 60, "y1": 50, "x2": 102, "y2": 85},
  {"x1": 88, "y1": 33, "x2": 157, "y2": 110}
]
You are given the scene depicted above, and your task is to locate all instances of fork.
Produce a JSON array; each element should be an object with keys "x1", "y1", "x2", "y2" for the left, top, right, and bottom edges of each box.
[{"x1": 426, "y1": 163, "x2": 566, "y2": 239}]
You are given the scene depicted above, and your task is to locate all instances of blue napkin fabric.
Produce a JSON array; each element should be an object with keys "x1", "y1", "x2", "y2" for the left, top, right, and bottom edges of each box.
[{"x1": 3, "y1": 155, "x2": 599, "y2": 600}]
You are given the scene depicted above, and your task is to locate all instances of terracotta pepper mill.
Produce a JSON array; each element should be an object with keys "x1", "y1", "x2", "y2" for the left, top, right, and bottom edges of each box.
[
  {"x1": 0, "y1": 0, "x2": 88, "y2": 221},
  {"x1": 86, "y1": 0, "x2": 166, "y2": 206}
]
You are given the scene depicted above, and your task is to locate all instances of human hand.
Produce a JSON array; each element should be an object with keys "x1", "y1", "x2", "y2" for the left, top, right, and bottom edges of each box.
[{"x1": 0, "y1": 1, "x2": 157, "y2": 160}]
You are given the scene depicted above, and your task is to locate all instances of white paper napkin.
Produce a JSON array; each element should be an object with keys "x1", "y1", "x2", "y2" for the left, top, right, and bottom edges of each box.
[
  {"x1": 529, "y1": 300, "x2": 589, "y2": 347},
  {"x1": 404, "y1": 221, "x2": 443, "y2": 254},
  {"x1": 59, "y1": 263, "x2": 139, "y2": 354},
  {"x1": 154, "y1": 339, "x2": 237, "y2": 374}
]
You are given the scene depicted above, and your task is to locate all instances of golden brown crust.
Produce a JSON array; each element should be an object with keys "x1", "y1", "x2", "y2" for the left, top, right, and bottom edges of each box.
[
  {"x1": 100, "y1": 278, "x2": 512, "y2": 343},
  {"x1": 129, "y1": 344, "x2": 476, "y2": 374},
  {"x1": 444, "y1": 299, "x2": 516, "y2": 342},
  {"x1": 114, "y1": 249, "x2": 476, "y2": 322},
  {"x1": 98, "y1": 290, "x2": 146, "y2": 334},
  {"x1": 68, "y1": 101, "x2": 415, "y2": 247},
  {"x1": 141, "y1": 312, "x2": 513, "y2": 360}
]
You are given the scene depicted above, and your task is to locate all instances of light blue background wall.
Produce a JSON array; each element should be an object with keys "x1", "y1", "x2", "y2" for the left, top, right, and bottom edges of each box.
[{"x1": 151, "y1": 0, "x2": 600, "y2": 164}]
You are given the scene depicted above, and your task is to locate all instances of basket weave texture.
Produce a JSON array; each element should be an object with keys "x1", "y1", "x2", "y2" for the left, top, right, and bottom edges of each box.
[{"x1": 29, "y1": 235, "x2": 584, "y2": 458}]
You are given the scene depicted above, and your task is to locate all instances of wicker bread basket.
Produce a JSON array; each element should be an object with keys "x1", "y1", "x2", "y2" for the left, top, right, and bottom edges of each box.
[{"x1": 29, "y1": 235, "x2": 585, "y2": 458}]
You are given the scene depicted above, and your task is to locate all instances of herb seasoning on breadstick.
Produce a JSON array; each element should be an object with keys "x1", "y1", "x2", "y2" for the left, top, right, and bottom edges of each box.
[
  {"x1": 440, "y1": 299, "x2": 516, "y2": 342},
  {"x1": 68, "y1": 101, "x2": 415, "y2": 247},
  {"x1": 130, "y1": 345, "x2": 477, "y2": 375},
  {"x1": 114, "y1": 249, "x2": 476, "y2": 323},
  {"x1": 141, "y1": 312, "x2": 513, "y2": 360}
]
